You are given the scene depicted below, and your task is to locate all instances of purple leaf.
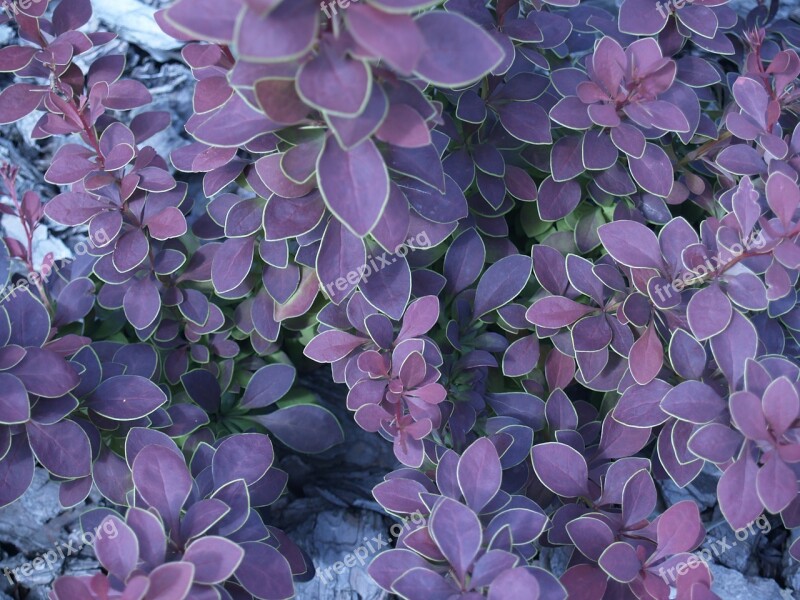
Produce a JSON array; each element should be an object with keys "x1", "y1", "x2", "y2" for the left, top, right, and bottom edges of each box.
[
  {"x1": 0, "y1": 46, "x2": 36, "y2": 72},
  {"x1": 235, "y1": 1, "x2": 318, "y2": 63},
  {"x1": 359, "y1": 240, "x2": 412, "y2": 320},
  {"x1": 44, "y1": 191, "x2": 110, "y2": 226},
  {"x1": 254, "y1": 404, "x2": 343, "y2": 453},
  {"x1": 730, "y1": 391, "x2": 770, "y2": 441},
  {"x1": 132, "y1": 445, "x2": 192, "y2": 532},
  {"x1": 457, "y1": 438, "x2": 501, "y2": 512},
  {"x1": 474, "y1": 255, "x2": 532, "y2": 318},
  {"x1": 762, "y1": 377, "x2": 799, "y2": 436},
  {"x1": 619, "y1": 0, "x2": 667, "y2": 36},
  {"x1": 537, "y1": 177, "x2": 581, "y2": 221},
  {"x1": 443, "y1": 228, "x2": 485, "y2": 296},
  {"x1": 192, "y1": 94, "x2": 277, "y2": 147},
  {"x1": 567, "y1": 517, "x2": 615, "y2": 561},
  {"x1": 629, "y1": 323, "x2": 663, "y2": 385},
  {"x1": 88, "y1": 375, "x2": 167, "y2": 420},
  {"x1": 598, "y1": 220, "x2": 664, "y2": 269},
  {"x1": 498, "y1": 101, "x2": 552, "y2": 144},
  {"x1": 756, "y1": 453, "x2": 797, "y2": 513},
  {"x1": 123, "y1": 277, "x2": 162, "y2": 331},
  {"x1": 303, "y1": 329, "x2": 367, "y2": 363},
  {"x1": 94, "y1": 516, "x2": 138, "y2": 580},
  {"x1": 488, "y1": 568, "x2": 541, "y2": 600},
  {"x1": 373, "y1": 478, "x2": 429, "y2": 514},
  {"x1": 180, "y1": 499, "x2": 229, "y2": 544},
  {"x1": 10, "y1": 348, "x2": 80, "y2": 398},
  {"x1": 105, "y1": 80, "x2": 153, "y2": 110},
  {"x1": 346, "y1": 4, "x2": 424, "y2": 74},
  {"x1": 5, "y1": 289, "x2": 50, "y2": 347},
  {"x1": 263, "y1": 191, "x2": 326, "y2": 240},
  {"x1": 0, "y1": 435, "x2": 34, "y2": 508},
  {"x1": 317, "y1": 136, "x2": 389, "y2": 237},
  {"x1": 235, "y1": 541, "x2": 295, "y2": 600},
  {"x1": 0, "y1": 373, "x2": 28, "y2": 424},
  {"x1": 393, "y1": 567, "x2": 459, "y2": 598},
  {"x1": 550, "y1": 135, "x2": 584, "y2": 182},
  {"x1": 27, "y1": 420, "x2": 91, "y2": 478},
  {"x1": 610, "y1": 123, "x2": 646, "y2": 158},
  {"x1": 147, "y1": 562, "x2": 195, "y2": 600},
  {"x1": 184, "y1": 536, "x2": 245, "y2": 584},
  {"x1": 369, "y1": 549, "x2": 434, "y2": 592},
  {"x1": 598, "y1": 542, "x2": 640, "y2": 583},
  {"x1": 375, "y1": 104, "x2": 431, "y2": 148},
  {"x1": 316, "y1": 219, "x2": 366, "y2": 305},
  {"x1": 297, "y1": 41, "x2": 371, "y2": 116},
  {"x1": 413, "y1": 11, "x2": 505, "y2": 87},
  {"x1": 716, "y1": 144, "x2": 766, "y2": 176},
  {"x1": 429, "y1": 497, "x2": 482, "y2": 582},
  {"x1": 211, "y1": 235, "x2": 255, "y2": 294},
  {"x1": 0, "y1": 84, "x2": 46, "y2": 124},
  {"x1": 526, "y1": 296, "x2": 594, "y2": 328},
  {"x1": 241, "y1": 364, "x2": 295, "y2": 409},
  {"x1": 147, "y1": 207, "x2": 187, "y2": 240},
  {"x1": 661, "y1": 381, "x2": 726, "y2": 424},
  {"x1": 688, "y1": 423, "x2": 742, "y2": 464},
  {"x1": 114, "y1": 229, "x2": 149, "y2": 273},
  {"x1": 687, "y1": 284, "x2": 732, "y2": 340},
  {"x1": 503, "y1": 334, "x2": 540, "y2": 378},
  {"x1": 655, "y1": 500, "x2": 703, "y2": 557},
  {"x1": 613, "y1": 379, "x2": 671, "y2": 428},
  {"x1": 766, "y1": 171, "x2": 800, "y2": 228},
  {"x1": 181, "y1": 369, "x2": 221, "y2": 413},
  {"x1": 718, "y1": 451, "x2": 763, "y2": 530},
  {"x1": 628, "y1": 143, "x2": 674, "y2": 197},
  {"x1": 212, "y1": 433, "x2": 273, "y2": 486},
  {"x1": 368, "y1": 0, "x2": 441, "y2": 10},
  {"x1": 709, "y1": 310, "x2": 757, "y2": 387},
  {"x1": 531, "y1": 442, "x2": 588, "y2": 498},
  {"x1": 125, "y1": 507, "x2": 166, "y2": 569},
  {"x1": 621, "y1": 469, "x2": 656, "y2": 526},
  {"x1": 667, "y1": 328, "x2": 706, "y2": 380},
  {"x1": 163, "y1": 0, "x2": 235, "y2": 40}
]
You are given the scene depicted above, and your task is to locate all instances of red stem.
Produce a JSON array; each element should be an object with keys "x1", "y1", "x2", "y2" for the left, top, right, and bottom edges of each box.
[{"x1": 0, "y1": 169, "x2": 52, "y2": 311}]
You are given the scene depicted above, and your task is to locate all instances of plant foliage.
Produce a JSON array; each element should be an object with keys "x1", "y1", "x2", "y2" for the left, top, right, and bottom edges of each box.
[{"x1": 0, "y1": 0, "x2": 798, "y2": 597}]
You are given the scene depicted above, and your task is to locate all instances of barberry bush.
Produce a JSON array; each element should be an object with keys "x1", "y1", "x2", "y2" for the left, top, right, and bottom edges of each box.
[{"x1": 0, "y1": 0, "x2": 799, "y2": 597}]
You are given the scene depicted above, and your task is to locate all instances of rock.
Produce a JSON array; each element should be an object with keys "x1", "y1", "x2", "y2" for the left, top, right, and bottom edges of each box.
[
  {"x1": 0, "y1": 370, "x2": 394, "y2": 600},
  {"x1": 710, "y1": 563, "x2": 794, "y2": 599},
  {"x1": 90, "y1": 0, "x2": 182, "y2": 61},
  {"x1": 658, "y1": 462, "x2": 720, "y2": 512},
  {"x1": 0, "y1": 213, "x2": 72, "y2": 270},
  {"x1": 782, "y1": 530, "x2": 800, "y2": 594},
  {"x1": 0, "y1": 24, "x2": 13, "y2": 45},
  {"x1": 537, "y1": 546, "x2": 571, "y2": 579},
  {"x1": 271, "y1": 369, "x2": 399, "y2": 600},
  {"x1": 702, "y1": 518, "x2": 763, "y2": 575},
  {"x1": 127, "y1": 61, "x2": 194, "y2": 160},
  {"x1": 286, "y1": 505, "x2": 389, "y2": 600},
  {"x1": 0, "y1": 469, "x2": 103, "y2": 599}
]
